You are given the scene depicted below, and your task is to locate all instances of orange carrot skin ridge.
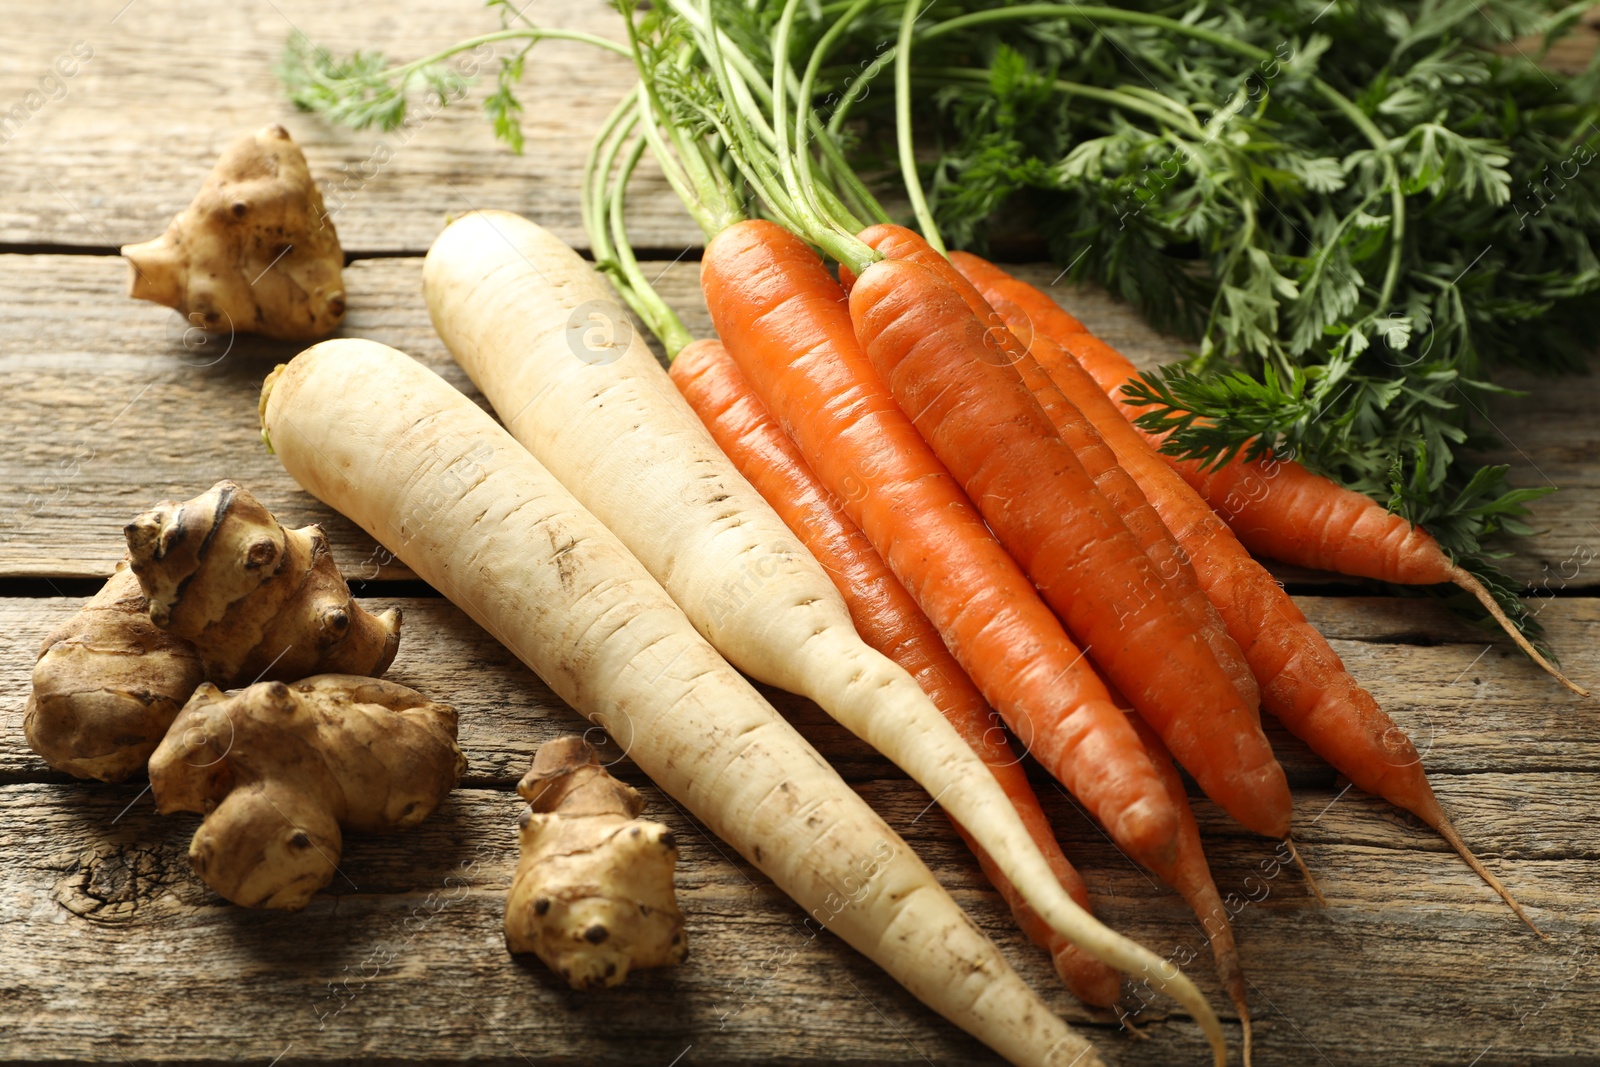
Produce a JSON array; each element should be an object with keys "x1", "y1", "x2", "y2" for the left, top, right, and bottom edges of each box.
[
  {"x1": 1181, "y1": 450, "x2": 1454, "y2": 584},
  {"x1": 699, "y1": 219, "x2": 1182, "y2": 875},
  {"x1": 851, "y1": 227, "x2": 1261, "y2": 715},
  {"x1": 952, "y1": 253, "x2": 1463, "y2": 838},
  {"x1": 669, "y1": 336, "x2": 1121, "y2": 1008},
  {"x1": 848, "y1": 253, "x2": 1291, "y2": 840},
  {"x1": 1065, "y1": 326, "x2": 1451, "y2": 581},
  {"x1": 953, "y1": 253, "x2": 1456, "y2": 585}
]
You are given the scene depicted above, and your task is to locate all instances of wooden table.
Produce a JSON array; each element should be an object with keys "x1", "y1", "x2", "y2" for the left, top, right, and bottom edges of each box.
[{"x1": 4, "y1": 2, "x2": 1598, "y2": 1065}]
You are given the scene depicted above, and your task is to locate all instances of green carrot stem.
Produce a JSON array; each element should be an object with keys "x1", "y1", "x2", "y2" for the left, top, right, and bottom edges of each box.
[
  {"x1": 915, "y1": 68, "x2": 1202, "y2": 133},
  {"x1": 609, "y1": 133, "x2": 697, "y2": 358},
  {"x1": 794, "y1": 0, "x2": 885, "y2": 232},
  {"x1": 895, "y1": 0, "x2": 945, "y2": 254},
  {"x1": 378, "y1": 26, "x2": 630, "y2": 79},
  {"x1": 582, "y1": 87, "x2": 642, "y2": 259}
]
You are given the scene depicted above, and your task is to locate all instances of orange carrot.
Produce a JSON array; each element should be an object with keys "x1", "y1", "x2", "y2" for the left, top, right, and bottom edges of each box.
[
  {"x1": 845, "y1": 226, "x2": 1260, "y2": 714},
  {"x1": 700, "y1": 219, "x2": 1182, "y2": 877},
  {"x1": 956, "y1": 251, "x2": 1544, "y2": 933},
  {"x1": 848, "y1": 253, "x2": 1292, "y2": 840},
  {"x1": 950, "y1": 254, "x2": 1580, "y2": 695},
  {"x1": 669, "y1": 335, "x2": 1121, "y2": 1007},
  {"x1": 1183, "y1": 453, "x2": 1583, "y2": 694}
]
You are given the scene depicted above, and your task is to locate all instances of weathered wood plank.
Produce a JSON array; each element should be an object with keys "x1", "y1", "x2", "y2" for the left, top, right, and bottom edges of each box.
[
  {"x1": 4, "y1": 777, "x2": 1596, "y2": 1067},
  {"x1": 1, "y1": 253, "x2": 1591, "y2": 588},
  {"x1": 3, "y1": 424, "x2": 1596, "y2": 1067},
  {"x1": 0, "y1": 0, "x2": 700, "y2": 252},
  {"x1": 3, "y1": 594, "x2": 1596, "y2": 786}
]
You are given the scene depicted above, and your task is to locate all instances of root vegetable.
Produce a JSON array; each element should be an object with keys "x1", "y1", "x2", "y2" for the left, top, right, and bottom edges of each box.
[
  {"x1": 699, "y1": 220, "x2": 1183, "y2": 863},
  {"x1": 23, "y1": 559, "x2": 205, "y2": 782},
  {"x1": 840, "y1": 225, "x2": 1260, "y2": 716},
  {"x1": 124, "y1": 480, "x2": 400, "y2": 687},
  {"x1": 261, "y1": 337, "x2": 1107, "y2": 1067},
  {"x1": 122, "y1": 123, "x2": 345, "y2": 341},
  {"x1": 670, "y1": 336, "x2": 1121, "y2": 1008},
  {"x1": 419, "y1": 210, "x2": 1212, "y2": 1029},
  {"x1": 952, "y1": 250, "x2": 1579, "y2": 694},
  {"x1": 959, "y1": 253, "x2": 1542, "y2": 933},
  {"x1": 848, "y1": 255, "x2": 1290, "y2": 841},
  {"x1": 148, "y1": 673, "x2": 465, "y2": 910},
  {"x1": 506, "y1": 735, "x2": 687, "y2": 990}
]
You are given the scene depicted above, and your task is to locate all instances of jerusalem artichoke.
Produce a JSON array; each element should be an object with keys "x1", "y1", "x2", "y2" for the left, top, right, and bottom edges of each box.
[
  {"x1": 122, "y1": 123, "x2": 345, "y2": 341},
  {"x1": 124, "y1": 480, "x2": 400, "y2": 687},
  {"x1": 148, "y1": 674, "x2": 465, "y2": 909},
  {"x1": 505, "y1": 736, "x2": 687, "y2": 990},
  {"x1": 23, "y1": 559, "x2": 205, "y2": 782}
]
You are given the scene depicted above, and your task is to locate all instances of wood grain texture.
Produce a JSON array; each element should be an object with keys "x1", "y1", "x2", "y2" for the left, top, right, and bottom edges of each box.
[
  {"x1": 1, "y1": 253, "x2": 1591, "y2": 590},
  {"x1": 5, "y1": 774, "x2": 1598, "y2": 1067},
  {"x1": 0, "y1": 0, "x2": 701, "y2": 253},
  {"x1": 4, "y1": 589, "x2": 1598, "y2": 1065}
]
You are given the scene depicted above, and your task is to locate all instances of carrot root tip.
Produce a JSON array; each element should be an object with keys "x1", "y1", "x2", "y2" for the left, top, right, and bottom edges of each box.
[
  {"x1": 1433, "y1": 813, "x2": 1546, "y2": 938},
  {"x1": 1450, "y1": 567, "x2": 1589, "y2": 697},
  {"x1": 1284, "y1": 837, "x2": 1327, "y2": 907},
  {"x1": 1114, "y1": 1004, "x2": 1153, "y2": 1041}
]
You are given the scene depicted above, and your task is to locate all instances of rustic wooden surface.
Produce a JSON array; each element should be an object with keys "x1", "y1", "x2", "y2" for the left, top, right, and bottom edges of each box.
[
  {"x1": 3, "y1": 3, "x2": 1599, "y2": 1066},
  {"x1": 0, "y1": 0, "x2": 698, "y2": 252}
]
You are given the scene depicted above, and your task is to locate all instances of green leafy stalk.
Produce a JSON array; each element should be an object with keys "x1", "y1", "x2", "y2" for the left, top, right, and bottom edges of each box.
[
  {"x1": 582, "y1": 88, "x2": 695, "y2": 358},
  {"x1": 806, "y1": 0, "x2": 1598, "y2": 646},
  {"x1": 603, "y1": 127, "x2": 698, "y2": 358},
  {"x1": 278, "y1": 17, "x2": 628, "y2": 151},
  {"x1": 895, "y1": 0, "x2": 944, "y2": 253}
]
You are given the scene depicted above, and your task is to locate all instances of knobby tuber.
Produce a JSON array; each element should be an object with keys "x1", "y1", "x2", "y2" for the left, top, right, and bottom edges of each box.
[
  {"x1": 149, "y1": 674, "x2": 466, "y2": 909},
  {"x1": 506, "y1": 736, "x2": 687, "y2": 990},
  {"x1": 124, "y1": 480, "x2": 400, "y2": 687},
  {"x1": 122, "y1": 123, "x2": 345, "y2": 340},
  {"x1": 23, "y1": 559, "x2": 205, "y2": 782}
]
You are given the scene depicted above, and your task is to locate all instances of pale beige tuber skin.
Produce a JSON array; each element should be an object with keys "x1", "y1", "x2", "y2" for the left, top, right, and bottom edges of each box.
[
  {"x1": 23, "y1": 559, "x2": 206, "y2": 782},
  {"x1": 149, "y1": 674, "x2": 466, "y2": 910},
  {"x1": 122, "y1": 123, "x2": 345, "y2": 341},
  {"x1": 123, "y1": 480, "x2": 400, "y2": 687},
  {"x1": 506, "y1": 736, "x2": 688, "y2": 990}
]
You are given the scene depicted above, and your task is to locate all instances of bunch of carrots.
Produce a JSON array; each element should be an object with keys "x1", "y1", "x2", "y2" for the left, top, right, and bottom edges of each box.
[
  {"x1": 603, "y1": 0, "x2": 1570, "y2": 1056},
  {"x1": 274, "y1": 2, "x2": 1582, "y2": 1064}
]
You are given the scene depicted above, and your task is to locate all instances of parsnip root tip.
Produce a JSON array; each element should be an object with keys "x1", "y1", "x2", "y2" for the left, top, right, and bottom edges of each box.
[
  {"x1": 1451, "y1": 566, "x2": 1588, "y2": 697},
  {"x1": 1284, "y1": 837, "x2": 1327, "y2": 907}
]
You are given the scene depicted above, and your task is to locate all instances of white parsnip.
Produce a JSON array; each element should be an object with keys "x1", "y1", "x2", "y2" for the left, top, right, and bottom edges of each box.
[
  {"x1": 261, "y1": 338, "x2": 1096, "y2": 1067},
  {"x1": 422, "y1": 211, "x2": 1223, "y2": 1065}
]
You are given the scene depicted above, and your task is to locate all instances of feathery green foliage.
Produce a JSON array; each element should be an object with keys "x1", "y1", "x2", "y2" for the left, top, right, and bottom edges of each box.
[{"x1": 277, "y1": 0, "x2": 1600, "y2": 647}]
